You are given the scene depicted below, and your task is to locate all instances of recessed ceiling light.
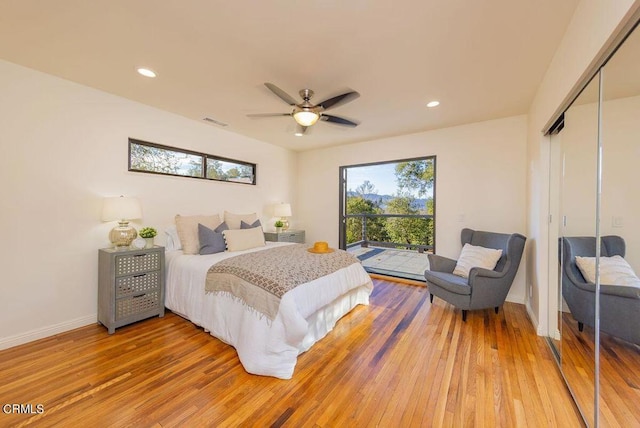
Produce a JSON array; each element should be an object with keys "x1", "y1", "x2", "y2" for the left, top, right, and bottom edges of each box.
[
  {"x1": 426, "y1": 101, "x2": 440, "y2": 108},
  {"x1": 136, "y1": 68, "x2": 157, "y2": 78},
  {"x1": 294, "y1": 132, "x2": 304, "y2": 137}
]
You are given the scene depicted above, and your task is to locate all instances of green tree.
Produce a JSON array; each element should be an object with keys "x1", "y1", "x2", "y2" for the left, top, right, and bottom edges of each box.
[
  {"x1": 130, "y1": 144, "x2": 181, "y2": 174},
  {"x1": 346, "y1": 181, "x2": 387, "y2": 245},
  {"x1": 206, "y1": 159, "x2": 226, "y2": 179},
  {"x1": 384, "y1": 195, "x2": 433, "y2": 248},
  {"x1": 395, "y1": 160, "x2": 434, "y2": 198}
]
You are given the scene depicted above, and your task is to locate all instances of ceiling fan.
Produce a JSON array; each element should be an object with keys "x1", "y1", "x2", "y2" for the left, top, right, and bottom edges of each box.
[{"x1": 247, "y1": 83, "x2": 360, "y2": 134}]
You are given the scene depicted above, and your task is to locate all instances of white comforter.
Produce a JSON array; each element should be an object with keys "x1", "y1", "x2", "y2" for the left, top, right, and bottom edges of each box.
[{"x1": 165, "y1": 242, "x2": 373, "y2": 379}]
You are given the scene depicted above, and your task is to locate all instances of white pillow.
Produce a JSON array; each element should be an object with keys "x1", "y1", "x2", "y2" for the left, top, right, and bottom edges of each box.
[
  {"x1": 175, "y1": 214, "x2": 221, "y2": 255},
  {"x1": 575, "y1": 255, "x2": 640, "y2": 288},
  {"x1": 453, "y1": 243, "x2": 503, "y2": 278},
  {"x1": 224, "y1": 211, "x2": 258, "y2": 230},
  {"x1": 223, "y1": 227, "x2": 265, "y2": 252},
  {"x1": 165, "y1": 225, "x2": 181, "y2": 251}
]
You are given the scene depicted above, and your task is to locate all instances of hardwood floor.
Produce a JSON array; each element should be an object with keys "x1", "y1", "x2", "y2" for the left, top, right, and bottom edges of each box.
[
  {"x1": 0, "y1": 279, "x2": 582, "y2": 427},
  {"x1": 561, "y1": 313, "x2": 640, "y2": 427}
]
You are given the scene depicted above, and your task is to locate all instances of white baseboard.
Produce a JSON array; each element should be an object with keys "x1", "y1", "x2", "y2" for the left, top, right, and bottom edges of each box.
[
  {"x1": 525, "y1": 301, "x2": 544, "y2": 336},
  {"x1": 0, "y1": 314, "x2": 97, "y2": 351},
  {"x1": 506, "y1": 292, "x2": 526, "y2": 305}
]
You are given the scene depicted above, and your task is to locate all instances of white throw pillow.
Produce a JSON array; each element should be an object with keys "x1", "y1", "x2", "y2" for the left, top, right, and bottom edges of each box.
[
  {"x1": 175, "y1": 214, "x2": 221, "y2": 255},
  {"x1": 223, "y1": 227, "x2": 265, "y2": 252},
  {"x1": 165, "y1": 225, "x2": 181, "y2": 251},
  {"x1": 453, "y1": 243, "x2": 503, "y2": 278},
  {"x1": 224, "y1": 211, "x2": 258, "y2": 230},
  {"x1": 575, "y1": 255, "x2": 640, "y2": 288}
]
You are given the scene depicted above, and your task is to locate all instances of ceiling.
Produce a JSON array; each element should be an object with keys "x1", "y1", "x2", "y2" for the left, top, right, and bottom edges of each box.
[{"x1": 0, "y1": 1, "x2": 579, "y2": 151}]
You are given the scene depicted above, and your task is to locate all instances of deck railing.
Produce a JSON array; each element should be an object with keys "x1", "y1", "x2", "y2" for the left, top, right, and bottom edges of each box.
[{"x1": 345, "y1": 213, "x2": 434, "y2": 253}]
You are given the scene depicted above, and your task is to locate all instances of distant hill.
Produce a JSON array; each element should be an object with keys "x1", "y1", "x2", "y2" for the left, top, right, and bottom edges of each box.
[{"x1": 347, "y1": 192, "x2": 429, "y2": 211}]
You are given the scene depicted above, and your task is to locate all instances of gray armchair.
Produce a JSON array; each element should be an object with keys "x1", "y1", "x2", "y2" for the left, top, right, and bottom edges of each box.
[
  {"x1": 561, "y1": 236, "x2": 640, "y2": 344},
  {"x1": 424, "y1": 228, "x2": 526, "y2": 321}
]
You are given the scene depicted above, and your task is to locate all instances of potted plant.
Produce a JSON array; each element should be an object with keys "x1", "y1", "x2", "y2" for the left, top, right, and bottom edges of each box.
[
  {"x1": 274, "y1": 220, "x2": 284, "y2": 233},
  {"x1": 139, "y1": 227, "x2": 158, "y2": 248}
]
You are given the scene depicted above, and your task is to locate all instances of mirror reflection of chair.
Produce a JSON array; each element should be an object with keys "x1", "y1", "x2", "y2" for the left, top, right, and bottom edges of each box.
[
  {"x1": 561, "y1": 236, "x2": 640, "y2": 345},
  {"x1": 424, "y1": 228, "x2": 526, "y2": 321}
]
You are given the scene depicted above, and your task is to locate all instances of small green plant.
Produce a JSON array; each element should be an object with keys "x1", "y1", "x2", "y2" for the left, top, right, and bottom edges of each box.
[
  {"x1": 139, "y1": 227, "x2": 158, "y2": 238},
  {"x1": 274, "y1": 220, "x2": 284, "y2": 228}
]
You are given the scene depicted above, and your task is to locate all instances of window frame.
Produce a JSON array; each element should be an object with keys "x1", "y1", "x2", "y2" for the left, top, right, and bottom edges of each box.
[
  {"x1": 128, "y1": 138, "x2": 257, "y2": 185},
  {"x1": 338, "y1": 155, "x2": 437, "y2": 253}
]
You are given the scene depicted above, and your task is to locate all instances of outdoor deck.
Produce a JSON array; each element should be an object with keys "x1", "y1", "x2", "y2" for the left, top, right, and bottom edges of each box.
[{"x1": 348, "y1": 245, "x2": 429, "y2": 282}]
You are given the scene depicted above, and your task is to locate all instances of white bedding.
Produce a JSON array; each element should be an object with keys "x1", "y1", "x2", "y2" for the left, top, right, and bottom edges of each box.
[{"x1": 165, "y1": 242, "x2": 373, "y2": 379}]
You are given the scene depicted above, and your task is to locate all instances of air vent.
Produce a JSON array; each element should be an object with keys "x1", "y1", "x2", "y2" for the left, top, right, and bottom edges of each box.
[{"x1": 203, "y1": 117, "x2": 228, "y2": 127}]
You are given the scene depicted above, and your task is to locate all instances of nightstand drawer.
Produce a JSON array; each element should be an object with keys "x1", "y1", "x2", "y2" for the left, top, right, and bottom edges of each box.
[
  {"x1": 115, "y1": 252, "x2": 161, "y2": 276},
  {"x1": 116, "y1": 291, "x2": 161, "y2": 321},
  {"x1": 116, "y1": 272, "x2": 160, "y2": 298},
  {"x1": 264, "y1": 230, "x2": 305, "y2": 244},
  {"x1": 279, "y1": 232, "x2": 305, "y2": 243}
]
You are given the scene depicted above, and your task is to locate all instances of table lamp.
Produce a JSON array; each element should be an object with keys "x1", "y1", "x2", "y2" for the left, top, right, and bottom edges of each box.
[
  {"x1": 102, "y1": 196, "x2": 142, "y2": 247},
  {"x1": 274, "y1": 203, "x2": 292, "y2": 231}
]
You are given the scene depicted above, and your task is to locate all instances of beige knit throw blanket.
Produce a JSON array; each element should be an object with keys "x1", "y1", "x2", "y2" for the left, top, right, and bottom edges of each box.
[{"x1": 205, "y1": 244, "x2": 359, "y2": 320}]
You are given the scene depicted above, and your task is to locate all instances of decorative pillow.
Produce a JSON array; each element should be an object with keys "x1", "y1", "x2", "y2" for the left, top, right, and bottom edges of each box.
[
  {"x1": 575, "y1": 255, "x2": 640, "y2": 288},
  {"x1": 453, "y1": 243, "x2": 503, "y2": 278},
  {"x1": 175, "y1": 214, "x2": 221, "y2": 255},
  {"x1": 240, "y1": 219, "x2": 262, "y2": 229},
  {"x1": 165, "y1": 225, "x2": 181, "y2": 251},
  {"x1": 224, "y1": 211, "x2": 258, "y2": 230},
  {"x1": 198, "y1": 222, "x2": 229, "y2": 255},
  {"x1": 223, "y1": 227, "x2": 265, "y2": 252}
]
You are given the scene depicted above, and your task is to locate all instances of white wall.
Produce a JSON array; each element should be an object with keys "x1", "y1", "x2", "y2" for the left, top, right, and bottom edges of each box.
[
  {"x1": 561, "y1": 95, "x2": 640, "y2": 269},
  {"x1": 0, "y1": 60, "x2": 297, "y2": 348},
  {"x1": 525, "y1": 0, "x2": 639, "y2": 334},
  {"x1": 298, "y1": 115, "x2": 528, "y2": 303}
]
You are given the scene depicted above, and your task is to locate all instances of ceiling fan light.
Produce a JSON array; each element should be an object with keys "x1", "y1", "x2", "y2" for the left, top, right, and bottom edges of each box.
[{"x1": 293, "y1": 110, "x2": 319, "y2": 126}]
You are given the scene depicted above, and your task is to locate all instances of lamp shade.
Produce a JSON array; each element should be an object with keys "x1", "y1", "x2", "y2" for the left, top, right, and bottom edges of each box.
[
  {"x1": 274, "y1": 203, "x2": 292, "y2": 217},
  {"x1": 101, "y1": 196, "x2": 142, "y2": 222}
]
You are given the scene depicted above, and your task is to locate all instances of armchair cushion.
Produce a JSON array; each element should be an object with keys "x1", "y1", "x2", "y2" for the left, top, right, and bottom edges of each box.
[
  {"x1": 453, "y1": 243, "x2": 503, "y2": 278},
  {"x1": 424, "y1": 271, "x2": 471, "y2": 295}
]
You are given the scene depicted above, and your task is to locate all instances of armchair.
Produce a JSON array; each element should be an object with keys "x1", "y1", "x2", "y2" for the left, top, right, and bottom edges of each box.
[
  {"x1": 424, "y1": 228, "x2": 526, "y2": 321},
  {"x1": 561, "y1": 236, "x2": 640, "y2": 344}
]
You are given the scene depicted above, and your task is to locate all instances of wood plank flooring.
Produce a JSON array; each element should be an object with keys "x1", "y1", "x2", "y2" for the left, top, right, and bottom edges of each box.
[
  {"x1": 561, "y1": 313, "x2": 640, "y2": 427},
  {"x1": 0, "y1": 279, "x2": 582, "y2": 427}
]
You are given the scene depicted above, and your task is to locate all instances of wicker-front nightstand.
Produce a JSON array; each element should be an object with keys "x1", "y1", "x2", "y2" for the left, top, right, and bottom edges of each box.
[
  {"x1": 98, "y1": 246, "x2": 165, "y2": 334},
  {"x1": 264, "y1": 230, "x2": 306, "y2": 244}
]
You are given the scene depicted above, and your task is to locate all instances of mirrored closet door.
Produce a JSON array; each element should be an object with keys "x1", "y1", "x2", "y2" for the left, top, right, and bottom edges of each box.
[
  {"x1": 549, "y1": 72, "x2": 600, "y2": 427},
  {"x1": 548, "y1": 20, "x2": 640, "y2": 427},
  {"x1": 598, "y1": 25, "x2": 640, "y2": 426}
]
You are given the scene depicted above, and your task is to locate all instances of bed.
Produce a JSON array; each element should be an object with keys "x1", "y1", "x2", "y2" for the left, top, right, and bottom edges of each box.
[{"x1": 164, "y1": 241, "x2": 373, "y2": 379}]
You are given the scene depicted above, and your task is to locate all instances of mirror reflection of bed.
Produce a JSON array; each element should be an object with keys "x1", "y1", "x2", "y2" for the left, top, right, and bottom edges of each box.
[{"x1": 549, "y1": 19, "x2": 640, "y2": 426}]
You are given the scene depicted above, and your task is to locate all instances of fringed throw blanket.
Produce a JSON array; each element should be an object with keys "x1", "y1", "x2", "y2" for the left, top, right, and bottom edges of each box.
[{"x1": 205, "y1": 244, "x2": 359, "y2": 320}]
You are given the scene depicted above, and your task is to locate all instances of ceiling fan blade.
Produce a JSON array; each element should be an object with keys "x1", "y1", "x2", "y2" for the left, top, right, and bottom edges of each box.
[
  {"x1": 317, "y1": 91, "x2": 360, "y2": 111},
  {"x1": 321, "y1": 114, "x2": 359, "y2": 127},
  {"x1": 247, "y1": 113, "x2": 291, "y2": 118},
  {"x1": 264, "y1": 83, "x2": 298, "y2": 106}
]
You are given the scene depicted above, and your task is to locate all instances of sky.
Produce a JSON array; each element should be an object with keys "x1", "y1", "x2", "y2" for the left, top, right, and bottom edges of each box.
[{"x1": 347, "y1": 163, "x2": 405, "y2": 196}]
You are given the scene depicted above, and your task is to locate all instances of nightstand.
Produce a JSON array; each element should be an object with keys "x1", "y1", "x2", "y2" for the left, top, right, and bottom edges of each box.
[
  {"x1": 98, "y1": 246, "x2": 165, "y2": 334},
  {"x1": 264, "y1": 230, "x2": 306, "y2": 244}
]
